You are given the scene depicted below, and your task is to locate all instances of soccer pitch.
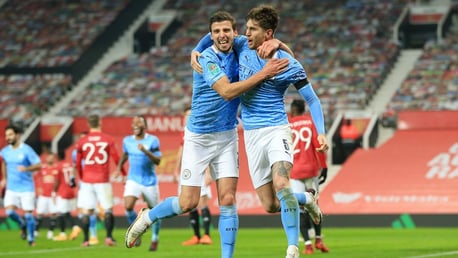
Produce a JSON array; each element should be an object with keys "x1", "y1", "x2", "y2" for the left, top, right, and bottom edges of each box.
[{"x1": 0, "y1": 228, "x2": 457, "y2": 258}]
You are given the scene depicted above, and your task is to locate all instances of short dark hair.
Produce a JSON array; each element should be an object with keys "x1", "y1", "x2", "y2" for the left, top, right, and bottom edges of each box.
[
  {"x1": 246, "y1": 4, "x2": 279, "y2": 33},
  {"x1": 5, "y1": 124, "x2": 23, "y2": 134},
  {"x1": 88, "y1": 114, "x2": 100, "y2": 128},
  {"x1": 135, "y1": 115, "x2": 147, "y2": 126},
  {"x1": 209, "y1": 11, "x2": 237, "y2": 32},
  {"x1": 291, "y1": 99, "x2": 305, "y2": 114}
]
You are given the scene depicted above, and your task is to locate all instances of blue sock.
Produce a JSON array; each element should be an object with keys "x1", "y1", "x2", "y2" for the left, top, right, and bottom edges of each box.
[
  {"x1": 89, "y1": 214, "x2": 97, "y2": 237},
  {"x1": 125, "y1": 210, "x2": 137, "y2": 225},
  {"x1": 151, "y1": 219, "x2": 161, "y2": 241},
  {"x1": 294, "y1": 192, "x2": 306, "y2": 205},
  {"x1": 6, "y1": 209, "x2": 25, "y2": 227},
  {"x1": 277, "y1": 188, "x2": 299, "y2": 246},
  {"x1": 219, "y1": 205, "x2": 238, "y2": 258},
  {"x1": 24, "y1": 213, "x2": 36, "y2": 242},
  {"x1": 148, "y1": 197, "x2": 183, "y2": 223}
]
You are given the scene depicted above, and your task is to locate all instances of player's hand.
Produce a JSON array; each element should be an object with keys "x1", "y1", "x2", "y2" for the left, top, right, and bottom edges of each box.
[
  {"x1": 190, "y1": 50, "x2": 202, "y2": 74},
  {"x1": 137, "y1": 144, "x2": 146, "y2": 152},
  {"x1": 319, "y1": 168, "x2": 328, "y2": 185},
  {"x1": 17, "y1": 165, "x2": 26, "y2": 172},
  {"x1": 0, "y1": 179, "x2": 6, "y2": 189},
  {"x1": 263, "y1": 58, "x2": 289, "y2": 78},
  {"x1": 111, "y1": 170, "x2": 122, "y2": 182},
  {"x1": 316, "y1": 134, "x2": 329, "y2": 153},
  {"x1": 257, "y1": 38, "x2": 281, "y2": 59},
  {"x1": 69, "y1": 176, "x2": 76, "y2": 188}
]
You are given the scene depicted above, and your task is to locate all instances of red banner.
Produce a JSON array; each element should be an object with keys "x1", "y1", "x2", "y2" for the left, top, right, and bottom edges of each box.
[
  {"x1": 319, "y1": 130, "x2": 458, "y2": 214},
  {"x1": 397, "y1": 110, "x2": 458, "y2": 130}
]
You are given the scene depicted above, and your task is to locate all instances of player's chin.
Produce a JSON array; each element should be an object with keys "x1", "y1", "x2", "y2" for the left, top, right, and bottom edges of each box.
[{"x1": 217, "y1": 44, "x2": 231, "y2": 52}]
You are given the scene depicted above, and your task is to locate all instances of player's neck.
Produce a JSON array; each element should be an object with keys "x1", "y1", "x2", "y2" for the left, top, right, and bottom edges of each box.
[
  {"x1": 135, "y1": 133, "x2": 146, "y2": 140},
  {"x1": 11, "y1": 142, "x2": 21, "y2": 149},
  {"x1": 90, "y1": 128, "x2": 101, "y2": 132}
]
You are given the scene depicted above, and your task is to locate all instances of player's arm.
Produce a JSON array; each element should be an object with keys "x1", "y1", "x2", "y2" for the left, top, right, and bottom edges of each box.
[
  {"x1": 75, "y1": 148, "x2": 83, "y2": 180},
  {"x1": 191, "y1": 34, "x2": 291, "y2": 74},
  {"x1": 19, "y1": 161, "x2": 41, "y2": 172},
  {"x1": 117, "y1": 152, "x2": 128, "y2": 172},
  {"x1": 295, "y1": 79, "x2": 328, "y2": 152},
  {"x1": 256, "y1": 38, "x2": 295, "y2": 58},
  {"x1": 139, "y1": 145, "x2": 161, "y2": 165},
  {"x1": 0, "y1": 157, "x2": 6, "y2": 189},
  {"x1": 211, "y1": 58, "x2": 289, "y2": 101},
  {"x1": 110, "y1": 142, "x2": 126, "y2": 177}
]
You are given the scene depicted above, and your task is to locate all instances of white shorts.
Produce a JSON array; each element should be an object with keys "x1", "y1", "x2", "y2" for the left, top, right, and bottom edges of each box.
[
  {"x1": 3, "y1": 190, "x2": 35, "y2": 211},
  {"x1": 180, "y1": 128, "x2": 239, "y2": 187},
  {"x1": 56, "y1": 197, "x2": 77, "y2": 213},
  {"x1": 244, "y1": 125, "x2": 293, "y2": 189},
  {"x1": 123, "y1": 180, "x2": 160, "y2": 208},
  {"x1": 77, "y1": 181, "x2": 113, "y2": 210},
  {"x1": 290, "y1": 177, "x2": 320, "y2": 197},
  {"x1": 36, "y1": 196, "x2": 58, "y2": 214}
]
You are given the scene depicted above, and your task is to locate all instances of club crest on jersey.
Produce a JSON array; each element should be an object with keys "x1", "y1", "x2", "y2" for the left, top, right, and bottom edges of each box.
[
  {"x1": 207, "y1": 63, "x2": 220, "y2": 76},
  {"x1": 182, "y1": 169, "x2": 191, "y2": 180}
]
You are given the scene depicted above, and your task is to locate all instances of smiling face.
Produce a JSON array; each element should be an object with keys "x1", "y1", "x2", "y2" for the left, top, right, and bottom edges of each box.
[
  {"x1": 132, "y1": 116, "x2": 146, "y2": 137},
  {"x1": 210, "y1": 20, "x2": 236, "y2": 53}
]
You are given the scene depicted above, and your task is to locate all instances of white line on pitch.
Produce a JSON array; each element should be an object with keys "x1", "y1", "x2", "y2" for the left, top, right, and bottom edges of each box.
[
  {"x1": 406, "y1": 251, "x2": 458, "y2": 258},
  {"x1": 0, "y1": 246, "x2": 101, "y2": 256}
]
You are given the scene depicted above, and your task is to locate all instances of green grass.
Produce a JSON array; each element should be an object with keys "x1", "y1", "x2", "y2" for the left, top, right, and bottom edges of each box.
[{"x1": 0, "y1": 227, "x2": 457, "y2": 258}]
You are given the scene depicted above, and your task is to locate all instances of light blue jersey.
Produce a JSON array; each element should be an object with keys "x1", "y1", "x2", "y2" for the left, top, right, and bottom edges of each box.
[
  {"x1": 122, "y1": 134, "x2": 161, "y2": 186},
  {"x1": 194, "y1": 34, "x2": 325, "y2": 133},
  {"x1": 187, "y1": 45, "x2": 240, "y2": 134},
  {"x1": 233, "y1": 37, "x2": 307, "y2": 130},
  {"x1": 0, "y1": 143, "x2": 41, "y2": 192}
]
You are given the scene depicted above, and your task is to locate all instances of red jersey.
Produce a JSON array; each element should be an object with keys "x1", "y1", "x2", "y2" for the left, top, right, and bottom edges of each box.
[
  {"x1": 289, "y1": 114, "x2": 327, "y2": 179},
  {"x1": 56, "y1": 161, "x2": 77, "y2": 199},
  {"x1": 75, "y1": 131, "x2": 123, "y2": 183},
  {"x1": 35, "y1": 164, "x2": 59, "y2": 197}
]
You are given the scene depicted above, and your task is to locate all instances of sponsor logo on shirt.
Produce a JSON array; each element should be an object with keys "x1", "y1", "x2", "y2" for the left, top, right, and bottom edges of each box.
[{"x1": 208, "y1": 63, "x2": 220, "y2": 76}]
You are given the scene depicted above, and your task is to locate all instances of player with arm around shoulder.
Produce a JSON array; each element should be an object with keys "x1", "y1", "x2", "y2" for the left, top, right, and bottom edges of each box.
[
  {"x1": 192, "y1": 5, "x2": 328, "y2": 258},
  {"x1": 125, "y1": 11, "x2": 288, "y2": 258}
]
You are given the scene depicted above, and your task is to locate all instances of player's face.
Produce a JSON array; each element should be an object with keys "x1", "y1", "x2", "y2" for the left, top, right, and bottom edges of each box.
[
  {"x1": 210, "y1": 20, "x2": 236, "y2": 53},
  {"x1": 132, "y1": 117, "x2": 145, "y2": 136},
  {"x1": 5, "y1": 129, "x2": 18, "y2": 146},
  {"x1": 245, "y1": 19, "x2": 270, "y2": 50},
  {"x1": 46, "y1": 154, "x2": 55, "y2": 165}
]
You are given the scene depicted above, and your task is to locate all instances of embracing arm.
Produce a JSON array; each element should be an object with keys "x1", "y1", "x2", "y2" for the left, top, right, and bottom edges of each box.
[{"x1": 213, "y1": 58, "x2": 289, "y2": 101}]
